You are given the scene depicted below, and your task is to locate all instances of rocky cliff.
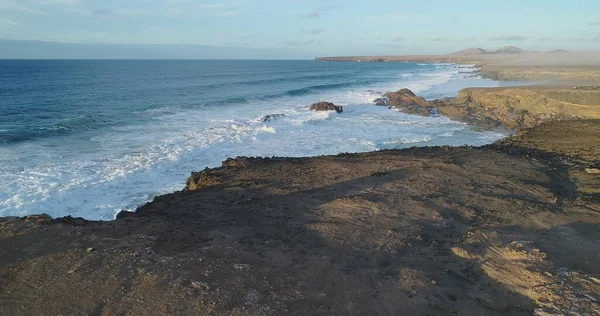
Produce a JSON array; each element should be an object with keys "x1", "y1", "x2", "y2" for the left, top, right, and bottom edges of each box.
[
  {"x1": 2, "y1": 120, "x2": 600, "y2": 315},
  {"x1": 384, "y1": 86, "x2": 600, "y2": 130}
]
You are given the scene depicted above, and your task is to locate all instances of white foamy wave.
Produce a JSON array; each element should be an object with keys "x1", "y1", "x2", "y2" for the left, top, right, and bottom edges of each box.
[
  {"x1": 0, "y1": 63, "x2": 509, "y2": 220},
  {"x1": 0, "y1": 119, "x2": 281, "y2": 219}
]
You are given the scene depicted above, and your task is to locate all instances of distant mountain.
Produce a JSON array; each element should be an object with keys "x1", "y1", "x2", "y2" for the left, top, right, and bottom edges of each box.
[
  {"x1": 486, "y1": 46, "x2": 526, "y2": 54},
  {"x1": 449, "y1": 46, "x2": 526, "y2": 56},
  {"x1": 547, "y1": 49, "x2": 570, "y2": 54},
  {"x1": 450, "y1": 48, "x2": 487, "y2": 56}
]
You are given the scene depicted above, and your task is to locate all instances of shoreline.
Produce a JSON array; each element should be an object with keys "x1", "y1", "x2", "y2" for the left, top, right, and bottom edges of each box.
[
  {"x1": 2, "y1": 59, "x2": 600, "y2": 314},
  {"x1": 316, "y1": 52, "x2": 600, "y2": 84},
  {"x1": 381, "y1": 84, "x2": 600, "y2": 130},
  {"x1": 0, "y1": 61, "x2": 509, "y2": 221},
  {"x1": 2, "y1": 119, "x2": 599, "y2": 315}
]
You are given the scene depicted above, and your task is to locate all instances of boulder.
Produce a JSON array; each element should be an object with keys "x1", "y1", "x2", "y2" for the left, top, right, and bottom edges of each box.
[
  {"x1": 374, "y1": 98, "x2": 388, "y2": 106},
  {"x1": 309, "y1": 101, "x2": 343, "y2": 113},
  {"x1": 261, "y1": 114, "x2": 286, "y2": 122},
  {"x1": 385, "y1": 88, "x2": 430, "y2": 107},
  {"x1": 384, "y1": 88, "x2": 432, "y2": 116}
]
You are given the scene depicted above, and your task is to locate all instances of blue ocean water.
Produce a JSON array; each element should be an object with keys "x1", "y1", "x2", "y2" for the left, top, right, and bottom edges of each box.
[{"x1": 0, "y1": 60, "x2": 518, "y2": 220}]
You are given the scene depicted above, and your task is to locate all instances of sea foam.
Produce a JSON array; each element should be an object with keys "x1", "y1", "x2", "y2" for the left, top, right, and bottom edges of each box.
[{"x1": 0, "y1": 62, "x2": 511, "y2": 220}]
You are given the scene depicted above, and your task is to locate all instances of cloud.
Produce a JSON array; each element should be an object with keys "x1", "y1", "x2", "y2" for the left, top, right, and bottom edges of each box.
[
  {"x1": 239, "y1": 36, "x2": 252, "y2": 45},
  {"x1": 0, "y1": 0, "x2": 47, "y2": 15},
  {"x1": 302, "y1": 5, "x2": 335, "y2": 19},
  {"x1": 91, "y1": 8, "x2": 110, "y2": 17},
  {"x1": 0, "y1": 17, "x2": 19, "y2": 28},
  {"x1": 363, "y1": 12, "x2": 424, "y2": 26},
  {"x1": 303, "y1": 10, "x2": 321, "y2": 19},
  {"x1": 391, "y1": 37, "x2": 403, "y2": 42},
  {"x1": 60, "y1": 1, "x2": 238, "y2": 19},
  {"x1": 558, "y1": 33, "x2": 600, "y2": 42},
  {"x1": 589, "y1": 20, "x2": 600, "y2": 26},
  {"x1": 490, "y1": 35, "x2": 530, "y2": 41},
  {"x1": 377, "y1": 43, "x2": 405, "y2": 48},
  {"x1": 429, "y1": 37, "x2": 451, "y2": 42},
  {"x1": 580, "y1": 33, "x2": 600, "y2": 41},
  {"x1": 302, "y1": 28, "x2": 324, "y2": 35},
  {"x1": 285, "y1": 39, "x2": 321, "y2": 46},
  {"x1": 115, "y1": 9, "x2": 154, "y2": 17},
  {"x1": 532, "y1": 34, "x2": 600, "y2": 42},
  {"x1": 35, "y1": 0, "x2": 80, "y2": 4}
]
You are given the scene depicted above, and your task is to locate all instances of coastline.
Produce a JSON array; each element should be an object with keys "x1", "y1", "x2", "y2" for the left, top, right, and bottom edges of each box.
[
  {"x1": 2, "y1": 58, "x2": 600, "y2": 314},
  {"x1": 382, "y1": 85, "x2": 600, "y2": 130},
  {"x1": 0, "y1": 61, "x2": 499, "y2": 221},
  {"x1": 316, "y1": 51, "x2": 600, "y2": 84}
]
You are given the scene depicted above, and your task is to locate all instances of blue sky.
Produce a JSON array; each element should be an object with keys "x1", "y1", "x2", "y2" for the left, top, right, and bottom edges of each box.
[{"x1": 1, "y1": 0, "x2": 599, "y2": 58}]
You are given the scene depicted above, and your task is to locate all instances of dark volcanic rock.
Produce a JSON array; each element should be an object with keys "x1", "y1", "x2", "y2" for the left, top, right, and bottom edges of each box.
[
  {"x1": 374, "y1": 98, "x2": 388, "y2": 106},
  {"x1": 261, "y1": 114, "x2": 286, "y2": 122},
  {"x1": 384, "y1": 88, "x2": 431, "y2": 116},
  {"x1": 51, "y1": 216, "x2": 89, "y2": 226},
  {"x1": 2, "y1": 120, "x2": 600, "y2": 315},
  {"x1": 309, "y1": 101, "x2": 343, "y2": 113},
  {"x1": 385, "y1": 88, "x2": 430, "y2": 107},
  {"x1": 186, "y1": 168, "x2": 221, "y2": 191},
  {"x1": 116, "y1": 210, "x2": 135, "y2": 219}
]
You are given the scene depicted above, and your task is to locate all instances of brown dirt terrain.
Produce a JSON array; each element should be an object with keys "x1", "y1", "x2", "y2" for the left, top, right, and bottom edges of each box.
[
  {"x1": 384, "y1": 86, "x2": 600, "y2": 130},
  {"x1": 1, "y1": 120, "x2": 600, "y2": 316}
]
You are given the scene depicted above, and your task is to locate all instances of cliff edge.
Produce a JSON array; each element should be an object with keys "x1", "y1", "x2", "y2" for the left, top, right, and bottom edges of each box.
[
  {"x1": 1, "y1": 120, "x2": 599, "y2": 315},
  {"x1": 383, "y1": 86, "x2": 600, "y2": 130}
]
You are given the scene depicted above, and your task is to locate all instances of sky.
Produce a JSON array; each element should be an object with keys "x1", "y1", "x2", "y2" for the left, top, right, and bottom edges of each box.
[{"x1": 0, "y1": 0, "x2": 599, "y2": 58}]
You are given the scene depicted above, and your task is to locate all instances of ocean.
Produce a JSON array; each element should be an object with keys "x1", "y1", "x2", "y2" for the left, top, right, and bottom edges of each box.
[{"x1": 0, "y1": 60, "x2": 520, "y2": 220}]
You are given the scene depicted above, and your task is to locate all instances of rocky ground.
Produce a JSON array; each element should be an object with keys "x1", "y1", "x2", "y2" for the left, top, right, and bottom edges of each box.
[
  {"x1": 381, "y1": 86, "x2": 600, "y2": 130},
  {"x1": 1, "y1": 119, "x2": 600, "y2": 315}
]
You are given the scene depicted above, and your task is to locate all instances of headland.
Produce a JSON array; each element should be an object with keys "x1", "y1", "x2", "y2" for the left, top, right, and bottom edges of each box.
[{"x1": 2, "y1": 48, "x2": 600, "y2": 315}]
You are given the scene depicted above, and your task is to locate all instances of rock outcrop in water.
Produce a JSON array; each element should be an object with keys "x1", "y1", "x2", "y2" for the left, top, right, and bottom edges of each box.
[
  {"x1": 309, "y1": 101, "x2": 343, "y2": 113},
  {"x1": 374, "y1": 97, "x2": 388, "y2": 106},
  {"x1": 261, "y1": 114, "x2": 286, "y2": 122},
  {"x1": 384, "y1": 88, "x2": 431, "y2": 115}
]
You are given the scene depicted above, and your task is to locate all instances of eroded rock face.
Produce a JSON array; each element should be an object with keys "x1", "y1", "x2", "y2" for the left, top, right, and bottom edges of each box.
[
  {"x1": 384, "y1": 88, "x2": 431, "y2": 115},
  {"x1": 186, "y1": 169, "x2": 221, "y2": 191},
  {"x1": 381, "y1": 87, "x2": 600, "y2": 130},
  {"x1": 385, "y1": 89, "x2": 430, "y2": 107},
  {"x1": 309, "y1": 101, "x2": 343, "y2": 113},
  {"x1": 432, "y1": 88, "x2": 589, "y2": 130}
]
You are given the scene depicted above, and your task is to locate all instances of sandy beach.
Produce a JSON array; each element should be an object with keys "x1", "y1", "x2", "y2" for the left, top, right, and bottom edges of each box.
[{"x1": 2, "y1": 54, "x2": 600, "y2": 315}]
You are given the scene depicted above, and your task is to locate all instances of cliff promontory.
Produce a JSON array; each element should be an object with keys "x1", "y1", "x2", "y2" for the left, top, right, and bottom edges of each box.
[
  {"x1": 1, "y1": 119, "x2": 600, "y2": 315},
  {"x1": 383, "y1": 86, "x2": 600, "y2": 129}
]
